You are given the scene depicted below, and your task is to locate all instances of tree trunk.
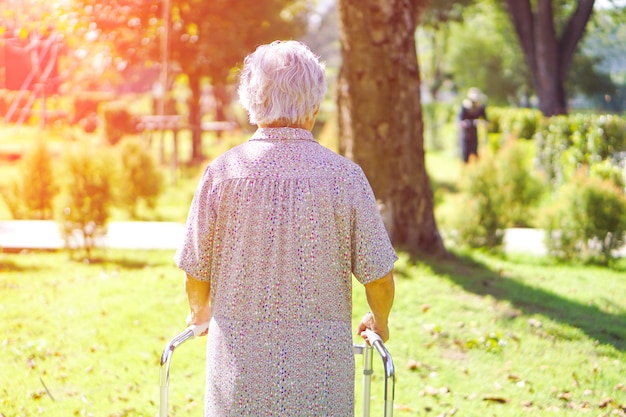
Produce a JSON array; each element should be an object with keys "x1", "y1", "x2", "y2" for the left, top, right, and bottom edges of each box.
[
  {"x1": 188, "y1": 75, "x2": 203, "y2": 164},
  {"x1": 213, "y1": 83, "x2": 228, "y2": 139},
  {"x1": 337, "y1": 0, "x2": 445, "y2": 256},
  {"x1": 505, "y1": 0, "x2": 595, "y2": 116}
]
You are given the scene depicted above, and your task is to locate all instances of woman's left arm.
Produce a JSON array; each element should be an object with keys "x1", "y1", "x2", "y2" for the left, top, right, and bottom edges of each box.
[{"x1": 185, "y1": 274, "x2": 212, "y2": 328}]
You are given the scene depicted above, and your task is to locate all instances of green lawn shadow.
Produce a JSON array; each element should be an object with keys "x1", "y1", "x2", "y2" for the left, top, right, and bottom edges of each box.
[{"x1": 417, "y1": 252, "x2": 626, "y2": 352}]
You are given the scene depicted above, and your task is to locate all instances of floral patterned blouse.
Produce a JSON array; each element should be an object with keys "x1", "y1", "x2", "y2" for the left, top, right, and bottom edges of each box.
[{"x1": 175, "y1": 127, "x2": 397, "y2": 417}]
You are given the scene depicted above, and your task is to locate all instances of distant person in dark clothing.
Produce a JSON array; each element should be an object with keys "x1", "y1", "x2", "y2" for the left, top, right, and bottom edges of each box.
[{"x1": 459, "y1": 87, "x2": 488, "y2": 163}]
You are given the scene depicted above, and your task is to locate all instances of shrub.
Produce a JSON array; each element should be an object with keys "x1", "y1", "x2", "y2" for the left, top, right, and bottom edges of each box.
[
  {"x1": 72, "y1": 92, "x2": 112, "y2": 124},
  {"x1": 535, "y1": 114, "x2": 626, "y2": 189},
  {"x1": 508, "y1": 108, "x2": 542, "y2": 140},
  {"x1": 540, "y1": 172, "x2": 626, "y2": 265},
  {"x1": 0, "y1": 140, "x2": 58, "y2": 219},
  {"x1": 448, "y1": 140, "x2": 546, "y2": 249},
  {"x1": 496, "y1": 140, "x2": 546, "y2": 227},
  {"x1": 423, "y1": 102, "x2": 457, "y2": 150},
  {"x1": 115, "y1": 137, "x2": 164, "y2": 219},
  {"x1": 101, "y1": 101, "x2": 140, "y2": 145},
  {"x1": 589, "y1": 159, "x2": 625, "y2": 190},
  {"x1": 449, "y1": 151, "x2": 507, "y2": 249},
  {"x1": 72, "y1": 92, "x2": 113, "y2": 133},
  {"x1": 57, "y1": 144, "x2": 115, "y2": 259},
  {"x1": 486, "y1": 107, "x2": 503, "y2": 134},
  {"x1": 486, "y1": 107, "x2": 542, "y2": 140}
]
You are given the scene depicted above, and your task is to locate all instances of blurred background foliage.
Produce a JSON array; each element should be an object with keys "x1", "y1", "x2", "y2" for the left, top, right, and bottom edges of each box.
[{"x1": 0, "y1": 0, "x2": 625, "y2": 264}]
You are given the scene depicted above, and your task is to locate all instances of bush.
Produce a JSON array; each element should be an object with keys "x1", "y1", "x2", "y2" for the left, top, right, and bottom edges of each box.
[
  {"x1": 496, "y1": 140, "x2": 545, "y2": 227},
  {"x1": 508, "y1": 109, "x2": 543, "y2": 140},
  {"x1": 535, "y1": 113, "x2": 626, "y2": 189},
  {"x1": 72, "y1": 92, "x2": 111, "y2": 123},
  {"x1": 115, "y1": 137, "x2": 164, "y2": 219},
  {"x1": 540, "y1": 172, "x2": 626, "y2": 265},
  {"x1": 57, "y1": 144, "x2": 115, "y2": 259},
  {"x1": 423, "y1": 102, "x2": 457, "y2": 150},
  {"x1": 0, "y1": 140, "x2": 58, "y2": 219},
  {"x1": 486, "y1": 107, "x2": 503, "y2": 134},
  {"x1": 72, "y1": 92, "x2": 113, "y2": 133},
  {"x1": 449, "y1": 151, "x2": 507, "y2": 249},
  {"x1": 589, "y1": 159, "x2": 625, "y2": 190},
  {"x1": 448, "y1": 140, "x2": 546, "y2": 249},
  {"x1": 101, "y1": 101, "x2": 140, "y2": 145},
  {"x1": 485, "y1": 107, "x2": 543, "y2": 140}
]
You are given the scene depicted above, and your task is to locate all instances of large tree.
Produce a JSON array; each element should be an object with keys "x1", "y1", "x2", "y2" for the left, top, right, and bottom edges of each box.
[
  {"x1": 337, "y1": 0, "x2": 445, "y2": 256},
  {"x1": 505, "y1": 0, "x2": 596, "y2": 116}
]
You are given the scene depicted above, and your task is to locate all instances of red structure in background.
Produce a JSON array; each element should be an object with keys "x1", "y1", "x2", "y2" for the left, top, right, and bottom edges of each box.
[
  {"x1": 4, "y1": 34, "x2": 60, "y2": 93},
  {"x1": 1, "y1": 33, "x2": 62, "y2": 124}
]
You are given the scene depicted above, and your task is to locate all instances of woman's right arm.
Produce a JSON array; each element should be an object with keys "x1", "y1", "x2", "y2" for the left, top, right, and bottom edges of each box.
[{"x1": 358, "y1": 269, "x2": 395, "y2": 342}]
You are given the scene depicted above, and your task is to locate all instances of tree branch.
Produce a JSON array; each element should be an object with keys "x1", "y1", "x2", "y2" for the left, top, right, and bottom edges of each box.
[
  {"x1": 505, "y1": 0, "x2": 539, "y2": 87},
  {"x1": 558, "y1": 0, "x2": 595, "y2": 80}
]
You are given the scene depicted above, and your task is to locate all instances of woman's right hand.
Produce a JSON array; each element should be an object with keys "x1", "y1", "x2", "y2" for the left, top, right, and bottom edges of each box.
[{"x1": 357, "y1": 311, "x2": 389, "y2": 343}]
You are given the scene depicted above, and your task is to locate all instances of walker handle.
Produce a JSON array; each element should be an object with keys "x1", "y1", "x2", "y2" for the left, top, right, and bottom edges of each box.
[
  {"x1": 364, "y1": 329, "x2": 384, "y2": 346},
  {"x1": 189, "y1": 321, "x2": 210, "y2": 337}
]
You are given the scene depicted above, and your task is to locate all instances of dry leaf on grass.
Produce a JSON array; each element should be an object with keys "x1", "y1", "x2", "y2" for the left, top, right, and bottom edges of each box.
[
  {"x1": 394, "y1": 404, "x2": 413, "y2": 412},
  {"x1": 482, "y1": 396, "x2": 510, "y2": 403}
]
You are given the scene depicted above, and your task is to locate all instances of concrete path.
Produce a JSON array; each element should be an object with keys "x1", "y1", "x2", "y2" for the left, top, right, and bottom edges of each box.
[
  {"x1": 0, "y1": 220, "x2": 185, "y2": 251},
  {"x1": 1, "y1": 221, "x2": 623, "y2": 257},
  {"x1": 0, "y1": 220, "x2": 550, "y2": 254},
  {"x1": 502, "y1": 227, "x2": 547, "y2": 256}
]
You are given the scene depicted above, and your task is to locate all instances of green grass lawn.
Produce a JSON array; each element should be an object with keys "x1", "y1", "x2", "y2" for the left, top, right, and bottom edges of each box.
[{"x1": 1, "y1": 250, "x2": 624, "y2": 417}]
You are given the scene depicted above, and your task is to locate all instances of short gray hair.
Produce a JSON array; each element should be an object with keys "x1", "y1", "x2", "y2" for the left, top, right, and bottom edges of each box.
[{"x1": 238, "y1": 40, "x2": 327, "y2": 126}]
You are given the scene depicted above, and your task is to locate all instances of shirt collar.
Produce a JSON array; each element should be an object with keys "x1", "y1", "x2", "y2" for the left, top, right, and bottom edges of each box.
[{"x1": 250, "y1": 127, "x2": 316, "y2": 142}]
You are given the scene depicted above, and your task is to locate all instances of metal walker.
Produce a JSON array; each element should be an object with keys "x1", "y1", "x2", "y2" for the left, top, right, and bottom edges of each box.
[{"x1": 159, "y1": 324, "x2": 395, "y2": 417}]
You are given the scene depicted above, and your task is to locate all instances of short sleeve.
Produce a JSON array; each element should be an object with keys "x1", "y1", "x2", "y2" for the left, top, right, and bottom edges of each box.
[
  {"x1": 174, "y1": 166, "x2": 217, "y2": 281},
  {"x1": 350, "y1": 167, "x2": 398, "y2": 285}
]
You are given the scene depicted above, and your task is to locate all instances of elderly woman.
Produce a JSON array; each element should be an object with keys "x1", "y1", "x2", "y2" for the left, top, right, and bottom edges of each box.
[{"x1": 175, "y1": 40, "x2": 396, "y2": 417}]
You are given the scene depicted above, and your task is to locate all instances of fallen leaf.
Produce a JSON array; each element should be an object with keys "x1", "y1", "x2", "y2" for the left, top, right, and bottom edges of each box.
[
  {"x1": 482, "y1": 396, "x2": 509, "y2": 403},
  {"x1": 30, "y1": 389, "x2": 47, "y2": 400},
  {"x1": 557, "y1": 392, "x2": 572, "y2": 400},
  {"x1": 407, "y1": 359, "x2": 419, "y2": 370},
  {"x1": 598, "y1": 397, "x2": 613, "y2": 408},
  {"x1": 453, "y1": 340, "x2": 467, "y2": 351},
  {"x1": 394, "y1": 404, "x2": 413, "y2": 412}
]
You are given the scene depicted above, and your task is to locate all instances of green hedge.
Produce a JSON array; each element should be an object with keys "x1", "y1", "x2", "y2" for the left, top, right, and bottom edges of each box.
[
  {"x1": 535, "y1": 114, "x2": 626, "y2": 188},
  {"x1": 487, "y1": 107, "x2": 543, "y2": 141}
]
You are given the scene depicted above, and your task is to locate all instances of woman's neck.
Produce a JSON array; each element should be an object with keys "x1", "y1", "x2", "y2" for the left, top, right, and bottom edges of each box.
[{"x1": 258, "y1": 115, "x2": 317, "y2": 131}]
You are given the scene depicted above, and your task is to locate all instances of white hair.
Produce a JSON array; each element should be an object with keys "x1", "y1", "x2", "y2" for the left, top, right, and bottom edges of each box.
[{"x1": 238, "y1": 40, "x2": 327, "y2": 126}]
